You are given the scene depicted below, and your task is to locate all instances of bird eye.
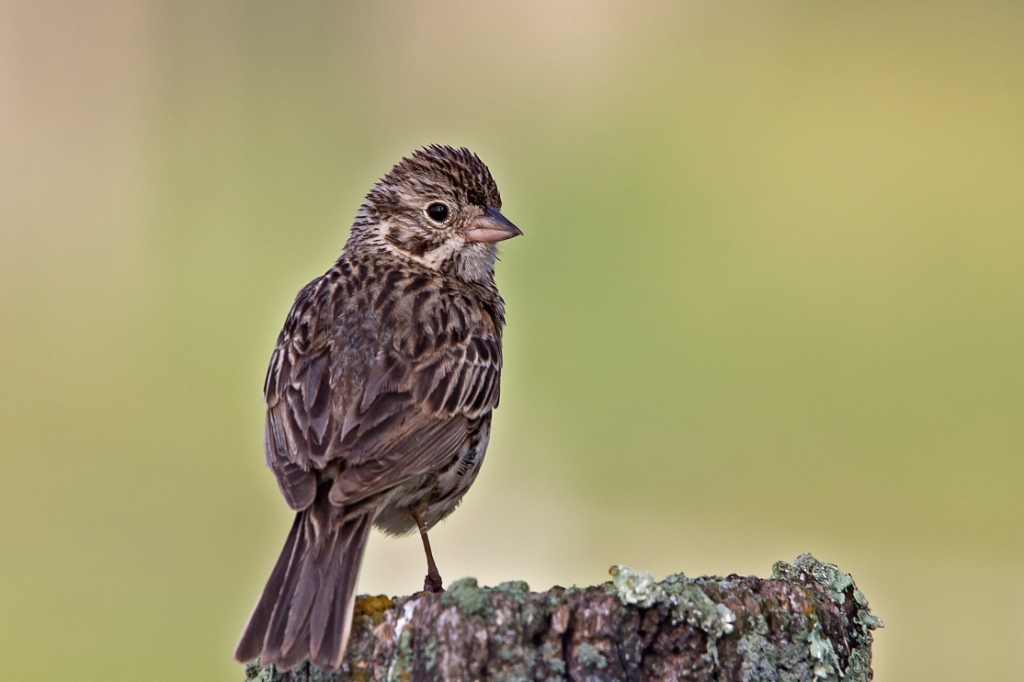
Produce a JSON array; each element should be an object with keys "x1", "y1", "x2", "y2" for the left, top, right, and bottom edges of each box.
[{"x1": 426, "y1": 203, "x2": 450, "y2": 223}]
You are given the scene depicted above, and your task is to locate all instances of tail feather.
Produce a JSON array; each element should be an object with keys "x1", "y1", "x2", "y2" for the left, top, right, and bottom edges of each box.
[
  {"x1": 261, "y1": 515, "x2": 313, "y2": 666},
  {"x1": 234, "y1": 497, "x2": 374, "y2": 672},
  {"x1": 307, "y1": 552, "x2": 339, "y2": 655},
  {"x1": 275, "y1": 540, "x2": 322, "y2": 658},
  {"x1": 311, "y1": 512, "x2": 376, "y2": 667},
  {"x1": 234, "y1": 513, "x2": 305, "y2": 664}
]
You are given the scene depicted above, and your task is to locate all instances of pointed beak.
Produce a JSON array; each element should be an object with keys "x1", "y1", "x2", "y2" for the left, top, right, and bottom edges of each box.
[{"x1": 463, "y1": 207, "x2": 523, "y2": 243}]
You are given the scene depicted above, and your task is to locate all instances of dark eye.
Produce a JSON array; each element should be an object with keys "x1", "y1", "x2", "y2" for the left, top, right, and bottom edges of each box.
[{"x1": 426, "y1": 203, "x2": 450, "y2": 223}]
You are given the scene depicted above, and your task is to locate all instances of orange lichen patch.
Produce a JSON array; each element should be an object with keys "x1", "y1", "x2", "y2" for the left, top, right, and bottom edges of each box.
[
  {"x1": 802, "y1": 585, "x2": 819, "y2": 614},
  {"x1": 354, "y1": 594, "x2": 395, "y2": 625}
]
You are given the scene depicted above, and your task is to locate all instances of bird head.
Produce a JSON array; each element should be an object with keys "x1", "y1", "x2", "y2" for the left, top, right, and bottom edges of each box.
[{"x1": 351, "y1": 145, "x2": 521, "y2": 282}]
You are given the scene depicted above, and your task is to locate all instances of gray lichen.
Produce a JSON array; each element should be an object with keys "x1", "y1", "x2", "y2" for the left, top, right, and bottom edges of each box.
[{"x1": 245, "y1": 553, "x2": 880, "y2": 682}]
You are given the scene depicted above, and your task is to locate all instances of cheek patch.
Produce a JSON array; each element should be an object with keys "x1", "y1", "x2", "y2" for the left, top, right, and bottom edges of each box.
[
  {"x1": 384, "y1": 220, "x2": 443, "y2": 258},
  {"x1": 421, "y1": 238, "x2": 464, "y2": 268}
]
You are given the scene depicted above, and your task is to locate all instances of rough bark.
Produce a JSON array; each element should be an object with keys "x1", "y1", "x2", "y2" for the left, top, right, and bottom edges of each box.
[{"x1": 244, "y1": 553, "x2": 881, "y2": 682}]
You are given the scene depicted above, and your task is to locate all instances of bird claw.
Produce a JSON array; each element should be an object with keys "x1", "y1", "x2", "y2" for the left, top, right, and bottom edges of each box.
[{"x1": 424, "y1": 574, "x2": 445, "y2": 594}]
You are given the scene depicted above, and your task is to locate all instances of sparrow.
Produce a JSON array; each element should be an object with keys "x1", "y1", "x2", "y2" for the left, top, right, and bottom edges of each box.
[{"x1": 233, "y1": 146, "x2": 521, "y2": 672}]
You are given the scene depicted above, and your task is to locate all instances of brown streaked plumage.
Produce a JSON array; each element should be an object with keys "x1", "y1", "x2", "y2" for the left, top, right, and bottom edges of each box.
[{"x1": 234, "y1": 146, "x2": 521, "y2": 672}]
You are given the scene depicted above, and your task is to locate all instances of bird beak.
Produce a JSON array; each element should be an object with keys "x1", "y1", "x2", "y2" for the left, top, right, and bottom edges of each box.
[{"x1": 463, "y1": 207, "x2": 523, "y2": 243}]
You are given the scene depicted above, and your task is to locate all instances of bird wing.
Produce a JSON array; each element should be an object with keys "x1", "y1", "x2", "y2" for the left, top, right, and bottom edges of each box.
[
  {"x1": 262, "y1": 274, "x2": 503, "y2": 511},
  {"x1": 326, "y1": 318, "x2": 503, "y2": 505},
  {"x1": 263, "y1": 277, "x2": 337, "y2": 511}
]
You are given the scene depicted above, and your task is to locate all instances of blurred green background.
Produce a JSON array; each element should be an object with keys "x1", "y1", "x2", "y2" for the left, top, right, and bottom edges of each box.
[{"x1": 1, "y1": 0, "x2": 1022, "y2": 679}]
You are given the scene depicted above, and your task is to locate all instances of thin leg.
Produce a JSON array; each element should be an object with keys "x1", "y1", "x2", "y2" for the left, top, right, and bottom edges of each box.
[{"x1": 410, "y1": 506, "x2": 444, "y2": 593}]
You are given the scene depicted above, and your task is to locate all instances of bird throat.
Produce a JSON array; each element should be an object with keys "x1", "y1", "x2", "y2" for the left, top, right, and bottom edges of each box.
[{"x1": 444, "y1": 242, "x2": 497, "y2": 284}]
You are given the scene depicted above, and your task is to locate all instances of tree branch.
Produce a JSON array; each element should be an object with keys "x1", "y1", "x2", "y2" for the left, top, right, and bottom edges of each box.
[{"x1": 244, "y1": 553, "x2": 881, "y2": 682}]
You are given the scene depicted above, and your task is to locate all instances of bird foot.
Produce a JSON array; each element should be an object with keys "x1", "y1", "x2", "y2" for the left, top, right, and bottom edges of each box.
[{"x1": 424, "y1": 573, "x2": 445, "y2": 593}]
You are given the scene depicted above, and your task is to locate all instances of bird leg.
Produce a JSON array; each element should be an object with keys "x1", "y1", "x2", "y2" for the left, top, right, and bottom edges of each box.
[{"x1": 410, "y1": 506, "x2": 444, "y2": 593}]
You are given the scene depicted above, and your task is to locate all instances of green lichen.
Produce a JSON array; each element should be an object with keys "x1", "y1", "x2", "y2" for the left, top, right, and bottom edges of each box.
[
  {"x1": 736, "y1": 611, "x2": 841, "y2": 682},
  {"x1": 611, "y1": 566, "x2": 737, "y2": 666},
  {"x1": 497, "y1": 579, "x2": 530, "y2": 594},
  {"x1": 422, "y1": 629, "x2": 440, "y2": 673},
  {"x1": 773, "y1": 553, "x2": 884, "y2": 638},
  {"x1": 547, "y1": 657, "x2": 566, "y2": 674},
  {"x1": 855, "y1": 608, "x2": 883, "y2": 632},
  {"x1": 244, "y1": 662, "x2": 275, "y2": 682},
  {"x1": 495, "y1": 580, "x2": 531, "y2": 608},
  {"x1": 807, "y1": 615, "x2": 842, "y2": 681},
  {"x1": 765, "y1": 554, "x2": 883, "y2": 682},
  {"x1": 663, "y1": 574, "x2": 736, "y2": 665},
  {"x1": 775, "y1": 553, "x2": 854, "y2": 605},
  {"x1": 576, "y1": 643, "x2": 608, "y2": 670},
  {"x1": 852, "y1": 588, "x2": 883, "y2": 632},
  {"x1": 661, "y1": 574, "x2": 736, "y2": 636},
  {"x1": 610, "y1": 565, "x2": 664, "y2": 607},
  {"x1": 441, "y1": 577, "x2": 491, "y2": 616},
  {"x1": 384, "y1": 600, "x2": 419, "y2": 682}
]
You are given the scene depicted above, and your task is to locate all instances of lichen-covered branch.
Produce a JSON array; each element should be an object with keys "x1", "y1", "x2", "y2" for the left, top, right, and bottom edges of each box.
[{"x1": 244, "y1": 553, "x2": 881, "y2": 682}]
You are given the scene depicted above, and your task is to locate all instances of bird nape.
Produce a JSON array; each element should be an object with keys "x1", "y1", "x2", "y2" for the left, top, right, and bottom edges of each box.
[{"x1": 234, "y1": 145, "x2": 521, "y2": 672}]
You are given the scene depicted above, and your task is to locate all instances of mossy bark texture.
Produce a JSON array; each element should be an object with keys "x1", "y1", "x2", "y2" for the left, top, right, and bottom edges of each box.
[{"x1": 244, "y1": 553, "x2": 881, "y2": 682}]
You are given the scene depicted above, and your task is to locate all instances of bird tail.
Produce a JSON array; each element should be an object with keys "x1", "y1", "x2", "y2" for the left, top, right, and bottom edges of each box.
[{"x1": 234, "y1": 494, "x2": 374, "y2": 672}]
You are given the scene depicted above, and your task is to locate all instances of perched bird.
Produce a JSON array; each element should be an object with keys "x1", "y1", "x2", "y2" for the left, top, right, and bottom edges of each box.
[{"x1": 233, "y1": 146, "x2": 521, "y2": 672}]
